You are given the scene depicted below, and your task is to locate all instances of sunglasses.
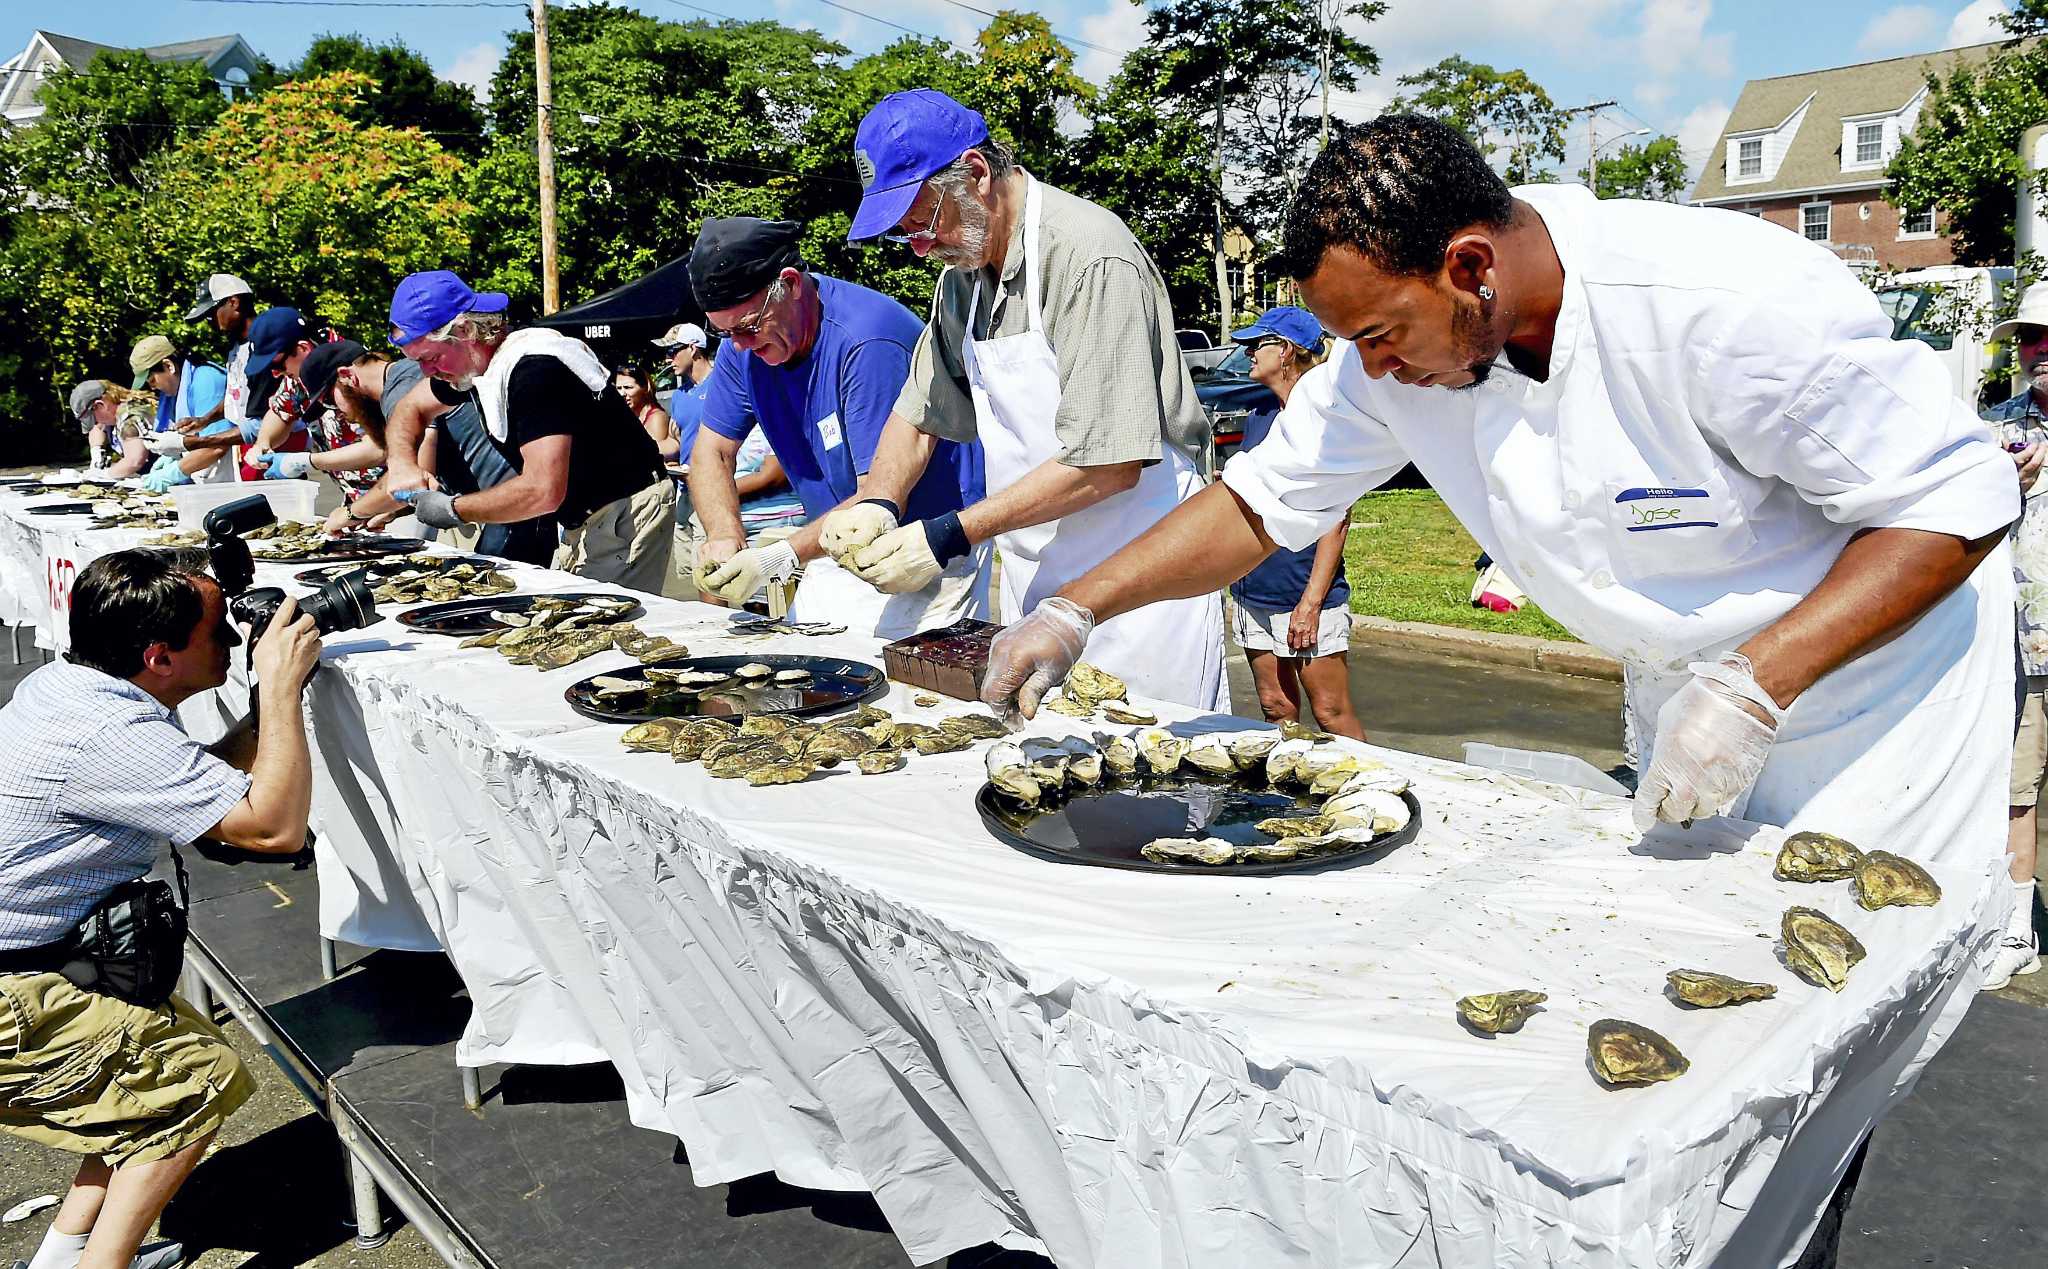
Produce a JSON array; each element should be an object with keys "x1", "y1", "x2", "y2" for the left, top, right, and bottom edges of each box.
[
  {"x1": 882, "y1": 186, "x2": 947, "y2": 248},
  {"x1": 708, "y1": 288, "x2": 778, "y2": 340}
]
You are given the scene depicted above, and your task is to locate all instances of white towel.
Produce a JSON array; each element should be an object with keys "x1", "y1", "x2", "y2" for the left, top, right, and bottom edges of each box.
[{"x1": 475, "y1": 327, "x2": 611, "y2": 444}]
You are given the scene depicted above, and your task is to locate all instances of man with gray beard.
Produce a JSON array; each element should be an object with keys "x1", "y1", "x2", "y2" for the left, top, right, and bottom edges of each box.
[
  {"x1": 1983, "y1": 284, "x2": 2048, "y2": 988},
  {"x1": 816, "y1": 89, "x2": 1226, "y2": 710}
]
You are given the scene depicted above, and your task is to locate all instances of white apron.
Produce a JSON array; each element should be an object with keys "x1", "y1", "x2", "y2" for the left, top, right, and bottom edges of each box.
[
  {"x1": 965, "y1": 176, "x2": 1226, "y2": 711},
  {"x1": 789, "y1": 545, "x2": 992, "y2": 642}
]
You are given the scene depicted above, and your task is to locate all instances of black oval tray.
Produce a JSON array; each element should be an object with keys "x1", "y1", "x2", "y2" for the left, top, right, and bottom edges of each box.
[
  {"x1": 25, "y1": 503, "x2": 95, "y2": 515},
  {"x1": 249, "y1": 536, "x2": 418, "y2": 564},
  {"x1": 564, "y1": 653, "x2": 886, "y2": 723},
  {"x1": 975, "y1": 777, "x2": 1421, "y2": 875},
  {"x1": 397, "y1": 592, "x2": 644, "y2": 636},
  {"x1": 294, "y1": 554, "x2": 497, "y2": 585}
]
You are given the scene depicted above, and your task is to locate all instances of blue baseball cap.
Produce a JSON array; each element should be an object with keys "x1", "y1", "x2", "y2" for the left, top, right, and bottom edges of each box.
[
  {"x1": 847, "y1": 89, "x2": 989, "y2": 242},
  {"x1": 245, "y1": 306, "x2": 309, "y2": 377},
  {"x1": 389, "y1": 269, "x2": 509, "y2": 345},
  {"x1": 1232, "y1": 306, "x2": 1324, "y2": 351}
]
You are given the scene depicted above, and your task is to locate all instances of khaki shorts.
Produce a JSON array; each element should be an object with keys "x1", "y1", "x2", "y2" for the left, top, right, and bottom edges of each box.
[
  {"x1": 2015, "y1": 676, "x2": 2048, "y2": 806},
  {"x1": 554, "y1": 479, "x2": 677, "y2": 596},
  {"x1": 1231, "y1": 600, "x2": 1351, "y2": 659},
  {"x1": 0, "y1": 973, "x2": 254, "y2": 1166}
]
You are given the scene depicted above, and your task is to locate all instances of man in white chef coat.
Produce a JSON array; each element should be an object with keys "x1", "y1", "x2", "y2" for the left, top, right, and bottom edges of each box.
[{"x1": 988, "y1": 113, "x2": 2015, "y2": 881}]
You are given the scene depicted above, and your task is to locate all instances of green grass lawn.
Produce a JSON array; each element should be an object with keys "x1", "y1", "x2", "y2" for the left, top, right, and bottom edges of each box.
[{"x1": 1341, "y1": 490, "x2": 1578, "y2": 641}]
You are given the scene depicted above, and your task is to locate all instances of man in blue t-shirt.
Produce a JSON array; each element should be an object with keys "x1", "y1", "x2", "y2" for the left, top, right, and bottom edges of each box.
[{"x1": 685, "y1": 216, "x2": 989, "y2": 637}]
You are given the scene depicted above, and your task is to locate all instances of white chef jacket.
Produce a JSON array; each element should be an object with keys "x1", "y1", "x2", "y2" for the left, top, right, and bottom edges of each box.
[
  {"x1": 1224, "y1": 183, "x2": 2015, "y2": 674},
  {"x1": 1223, "y1": 182, "x2": 2020, "y2": 1267}
]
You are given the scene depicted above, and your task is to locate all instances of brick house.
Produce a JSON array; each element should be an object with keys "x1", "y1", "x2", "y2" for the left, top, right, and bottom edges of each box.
[
  {"x1": 1689, "y1": 43, "x2": 2003, "y2": 271},
  {"x1": 0, "y1": 30, "x2": 261, "y2": 128}
]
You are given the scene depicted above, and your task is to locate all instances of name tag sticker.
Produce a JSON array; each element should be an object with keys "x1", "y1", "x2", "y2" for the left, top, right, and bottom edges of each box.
[
  {"x1": 1614, "y1": 486, "x2": 1718, "y2": 532},
  {"x1": 817, "y1": 413, "x2": 844, "y2": 451}
]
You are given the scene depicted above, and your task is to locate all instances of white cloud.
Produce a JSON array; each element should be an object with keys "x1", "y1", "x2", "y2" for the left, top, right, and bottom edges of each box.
[
  {"x1": 441, "y1": 41, "x2": 501, "y2": 105},
  {"x1": 1859, "y1": 6, "x2": 1943, "y2": 54},
  {"x1": 1072, "y1": 0, "x2": 1150, "y2": 87},
  {"x1": 1947, "y1": 0, "x2": 2011, "y2": 47},
  {"x1": 1634, "y1": 0, "x2": 1733, "y2": 112},
  {"x1": 1675, "y1": 96, "x2": 1732, "y2": 194}
]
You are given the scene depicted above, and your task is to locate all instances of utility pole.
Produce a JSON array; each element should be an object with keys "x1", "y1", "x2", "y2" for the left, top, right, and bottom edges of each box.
[
  {"x1": 1212, "y1": 69, "x2": 1231, "y2": 342},
  {"x1": 533, "y1": 0, "x2": 561, "y2": 314},
  {"x1": 1318, "y1": 0, "x2": 1335, "y2": 149},
  {"x1": 1564, "y1": 99, "x2": 1617, "y2": 197}
]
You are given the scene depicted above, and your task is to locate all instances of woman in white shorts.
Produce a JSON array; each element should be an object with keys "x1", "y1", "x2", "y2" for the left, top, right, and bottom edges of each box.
[{"x1": 1225, "y1": 306, "x2": 1365, "y2": 740}]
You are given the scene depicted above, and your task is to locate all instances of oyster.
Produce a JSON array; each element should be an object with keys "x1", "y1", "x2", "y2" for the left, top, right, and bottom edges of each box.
[
  {"x1": 986, "y1": 741, "x2": 1041, "y2": 805},
  {"x1": 856, "y1": 749, "x2": 905, "y2": 775},
  {"x1": 1852, "y1": 851, "x2": 1941, "y2": 911},
  {"x1": 1588, "y1": 1019, "x2": 1690, "y2": 1087},
  {"x1": 850, "y1": 703, "x2": 893, "y2": 726},
  {"x1": 651, "y1": 668, "x2": 734, "y2": 690},
  {"x1": 588, "y1": 674, "x2": 648, "y2": 700},
  {"x1": 621, "y1": 718, "x2": 689, "y2": 752},
  {"x1": 734, "y1": 662, "x2": 774, "y2": 681},
  {"x1": 1293, "y1": 746, "x2": 1355, "y2": 788},
  {"x1": 1044, "y1": 692, "x2": 1097, "y2": 719},
  {"x1": 1184, "y1": 735, "x2": 1237, "y2": 777},
  {"x1": 1099, "y1": 700, "x2": 1157, "y2": 725},
  {"x1": 1097, "y1": 731, "x2": 1140, "y2": 778},
  {"x1": 877, "y1": 720, "x2": 927, "y2": 748},
  {"x1": 739, "y1": 714, "x2": 798, "y2": 738},
  {"x1": 1456, "y1": 990, "x2": 1548, "y2": 1035},
  {"x1": 1236, "y1": 834, "x2": 1359, "y2": 865},
  {"x1": 804, "y1": 728, "x2": 874, "y2": 767},
  {"x1": 1774, "y1": 831, "x2": 1865, "y2": 883},
  {"x1": 1226, "y1": 731, "x2": 1281, "y2": 772},
  {"x1": 531, "y1": 628, "x2": 617, "y2": 670},
  {"x1": 670, "y1": 719, "x2": 737, "y2": 762},
  {"x1": 1666, "y1": 970, "x2": 1778, "y2": 1008},
  {"x1": 702, "y1": 737, "x2": 768, "y2": 766},
  {"x1": 1264, "y1": 737, "x2": 1316, "y2": 785},
  {"x1": 1139, "y1": 836, "x2": 1238, "y2": 866},
  {"x1": 1781, "y1": 906, "x2": 1867, "y2": 992},
  {"x1": 1063, "y1": 661, "x2": 1129, "y2": 708},
  {"x1": 772, "y1": 669, "x2": 815, "y2": 687},
  {"x1": 745, "y1": 760, "x2": 817, "y2": 786},
  {"x1": 1061, "y1": 736, "x2": 1104, "y2": 787},
  {"x1": 1307, "y1": 757, "x2": 1366, "y2": 796},
  {"x1": 1020, "y1": 737, "x2": 1072, "y2": 791},
  {"x1": 940, "y1": 713, "x2": 1009, "y2": 740},
  {"x1": 1279, "y1": 720, "x2": 1329, "y2": 742},
  {"x1": 1136, "y1": 728, "x2": 1189, "y2": 775},
  {"x1": 1255, "y1": 814, "x2": 1334, "y2": 839},
  {"x1": 1326, "y1": 767, "x2": 1411, "y2": 799},
  {"x1": 911, "y1": 694, "x2": 940, "y2": 708},
  {"x1": 769, "y1": 732, "x2": 813, "y2": 760},
  {"x1": 1322, "y1": 788, "x2": 1410, "y2": 836},
  {"x1": 911, "y1": 729, "x2": 974, "y2": 756}
]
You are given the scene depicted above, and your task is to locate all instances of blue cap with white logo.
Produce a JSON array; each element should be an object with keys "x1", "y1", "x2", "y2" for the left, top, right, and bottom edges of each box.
[
  {"x1": 1231, "y1": 306, "x2": 1325, "y2": 352},
  {"x1": 389, "y1": 270, "x2": 509, "y2": 346},
  {"x1": 847, "y1": 89, "x2": 990, "y2": 242}
]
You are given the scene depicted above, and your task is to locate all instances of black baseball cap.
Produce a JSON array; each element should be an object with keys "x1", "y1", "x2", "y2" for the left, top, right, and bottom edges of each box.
[
  {"x1": 298, "y1": 339, "x2": 366, "y2": 403},
  {"x1": 688, "y1": 218, "x2": 804, "y2": 312}
]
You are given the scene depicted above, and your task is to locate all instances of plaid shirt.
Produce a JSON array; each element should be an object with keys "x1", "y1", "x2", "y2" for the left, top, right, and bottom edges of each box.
[{"x1": 0, "y1": 662, "x2": 249, "y2": 950}]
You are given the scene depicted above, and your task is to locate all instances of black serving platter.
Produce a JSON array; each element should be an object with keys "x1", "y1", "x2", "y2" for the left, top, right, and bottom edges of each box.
[
  {"x1": 563, "y1": 654, "x2": 886, "y2": 724},
  {"x1": 397, "y1": 592, "x2": 644, "y2": 637},
  {"x1": 25, "y1": 502, "x2": 96, "y2": 515},
  {"x1": 248, "y1": 535, "x2": 418, "y2": 564},
  {"x1": 975, "y1": 777, "x2": 1421, "y2": 876},
  {"x1": 294, "y1": 554, "x2": 497, "y2": 585}
]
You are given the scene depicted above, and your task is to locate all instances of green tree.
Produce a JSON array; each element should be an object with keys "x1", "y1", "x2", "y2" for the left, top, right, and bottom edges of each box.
[
  {"x1": 11, "y1": 50, "x2": 227, "y2": 194},
  {"x1": 1387, "y1": 56, "x2": 1568, "y2": 185},
  {"x1": 1579, "y1": 135, "x2": 1688, "y2": 201},
  {"x1": 293, "y1": 32, "x2": 488, "y2": 155},
  {"x1": 1888, "y1": 7, "x2": 2048, "y2": 266}
]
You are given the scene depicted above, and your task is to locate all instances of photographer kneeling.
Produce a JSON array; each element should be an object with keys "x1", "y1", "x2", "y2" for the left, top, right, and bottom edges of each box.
[{"x1": 0, "y1": 550, "x2": 321, "y2": 1269}]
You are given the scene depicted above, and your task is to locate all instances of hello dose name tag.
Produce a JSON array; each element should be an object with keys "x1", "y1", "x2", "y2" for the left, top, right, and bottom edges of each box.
[
  {"x1": 817, "y1": 413, "x2": 844, "y2": 450},
  {"x1": 1613, "y1": 486, "x2": 1716, "y2": 532}
]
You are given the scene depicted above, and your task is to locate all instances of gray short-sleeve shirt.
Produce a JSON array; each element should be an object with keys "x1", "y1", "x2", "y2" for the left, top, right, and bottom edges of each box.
[{"x1": 892, "y1": 175, "x2": 1208, "y2": 469}]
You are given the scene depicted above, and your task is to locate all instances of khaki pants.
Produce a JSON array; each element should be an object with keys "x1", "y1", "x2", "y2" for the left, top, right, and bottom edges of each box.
[
  {"x1": 2015, "y1": 675, "x2": 2048, "y2": 806},
  {"x1": 0, "y1": 973, "x2": 254, "y2": 1166},
  {"x1": 554, "y1": 479, "x2": 676, "y2": 596}
]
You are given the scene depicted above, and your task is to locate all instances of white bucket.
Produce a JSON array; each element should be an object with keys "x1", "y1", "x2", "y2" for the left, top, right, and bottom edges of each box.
[{"x1": 171, "y1": 479, "x2": 321, "y2": 531}]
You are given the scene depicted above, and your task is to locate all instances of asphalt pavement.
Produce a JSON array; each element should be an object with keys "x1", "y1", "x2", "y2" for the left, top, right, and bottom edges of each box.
[{"x1": 0, "y1": 637, "x2": 2041, "y2": 1267}]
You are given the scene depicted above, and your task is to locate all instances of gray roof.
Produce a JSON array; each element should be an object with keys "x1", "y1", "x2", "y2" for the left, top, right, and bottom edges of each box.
[
  {"x1": 29, "y1": 30, "x2": 244, "y2": 71},
  {"x1": 1690, "y1": 42, "x2": 2004, "y2": 204}
]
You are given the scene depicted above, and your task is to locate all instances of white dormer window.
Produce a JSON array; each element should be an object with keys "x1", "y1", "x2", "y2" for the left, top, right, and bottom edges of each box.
[
  {"x1": 1738, "y1": 138, "x2": 1762, "y2": 177},
  {"x1": 1855, "y1": 122, "x2": 1882, "y2": 165},
  {"x1": 222, "y1": 65, "x2": 249, "y2": 102},
  {"x1": 1842, "y1": 110, "x2": 1902, "y2": 173}
]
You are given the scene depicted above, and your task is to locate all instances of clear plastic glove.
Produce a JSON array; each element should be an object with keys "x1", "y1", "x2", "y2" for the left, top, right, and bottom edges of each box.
[
  {"x1": 697, "y1": 539, "x2": 799, "y2": 605},
  {"x1": 392, "y1": 487, "x2": 462, "y2": 530},
  {"x1": 849, "y1": 522, "x2": 943, "y2": 594},
  {"x1": 980, "y1": 597, "x2": 1096, "y2": 722},
  {"x1": 1633, "y1": 651, "x2": 1787, "y2": 831},
  {"x1": 142, "y1": 431, "x2": 186, "y2": 456},
  {"x1": 260, "y1": 451, "x2": 312, "y2": 479},
  {"x1": 818, "y1": 501, "x2": 898, "y2": 563}
]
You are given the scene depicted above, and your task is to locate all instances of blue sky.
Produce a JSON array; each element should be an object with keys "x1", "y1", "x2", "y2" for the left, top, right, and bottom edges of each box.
[{"x1": 1, "y1": 1, "x2": 2021, "y2": 191}]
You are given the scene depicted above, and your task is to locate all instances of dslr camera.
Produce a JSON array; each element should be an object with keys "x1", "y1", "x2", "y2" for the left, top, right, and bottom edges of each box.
[{"x1": 201, "y1": 494, "x2": 379, "y2": 642}]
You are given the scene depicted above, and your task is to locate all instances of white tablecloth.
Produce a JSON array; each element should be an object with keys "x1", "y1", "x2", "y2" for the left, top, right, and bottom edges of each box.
[{"x1": 0, "y1": 479, "x2": 2010, "y2": 1268}]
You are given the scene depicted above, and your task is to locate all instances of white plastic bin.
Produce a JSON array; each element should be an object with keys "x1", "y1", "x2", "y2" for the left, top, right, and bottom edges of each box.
[
  {"x1": 1461, "y1": 742, "x2": 1629, "y2": 796},
  {"x1": 171, "y1": 479, "x2": 321, "y2": 531}
]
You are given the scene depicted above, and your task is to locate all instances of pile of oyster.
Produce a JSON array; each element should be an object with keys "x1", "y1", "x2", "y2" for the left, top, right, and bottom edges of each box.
[
  {"x1": 1766, "y1": 829, "x2": 1940, "y2": 992},
  {"x1": 244, "y1": 522, "x2": 345, "y2": 560},
  {"x1": 90, "y1": 491, "x2": 176, "y2": 529},
  {"x1": 584, "y1": 660, "x2": 821, "y2": 712},
  {"x1": 458, "y1": 595, "x2": 648, "y2": 671},
  {"x1": 372, "y1": 561, "x2": 517, "y2": 605},
  {"x1": 1041, "y1": 662, "x2": 1157, "y2": 724},
  {"x1": 617, "y1": 702, "x2": 1009, "y2": 785},
  {"x1": 144, "y1": 529, "x2": 207, "y2": 548},
  {"x1": 726, "y1": 616, "x2": 849, "y2": 640}
]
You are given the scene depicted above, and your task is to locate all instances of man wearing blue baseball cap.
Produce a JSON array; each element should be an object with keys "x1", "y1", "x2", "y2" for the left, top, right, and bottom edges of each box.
[
  {"x1": 378, "y1": 270, "x2": 675, "y2": 593},
  {"x1": 683, "y1": 216, "x2": 990, "y2": 637},
  {"x1": 240, "y1": 306, "x2": 327, "y2": 478},
  {"x1": 817, "y1": 87, "x2": 1225, "y2": 710}
]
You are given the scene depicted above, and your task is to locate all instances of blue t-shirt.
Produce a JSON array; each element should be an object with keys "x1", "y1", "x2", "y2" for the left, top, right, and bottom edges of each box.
[
  {"x1": 700, "y1": 274, "x2": 983, "y2": 521},
  {"x1": 1230, "y1": 408, "x2": 1351, "y2": 613},
  {"x1": 667, "y1": 353, "x2": 716, "y2": 461},
  {"x1": 155, "y1": 361, "x2": 228, "y2": 432}
]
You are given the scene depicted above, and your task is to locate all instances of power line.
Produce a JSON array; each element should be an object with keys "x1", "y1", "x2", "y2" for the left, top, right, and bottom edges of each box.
[{"x1": 185, "y1": 0, "x2": 525, "y2": 9}]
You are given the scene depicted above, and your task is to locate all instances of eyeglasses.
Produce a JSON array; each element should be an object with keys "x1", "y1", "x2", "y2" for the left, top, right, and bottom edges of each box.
[
  {"x1": 882, "y1": 186, "x2": 947, "y2": 248},
  {"x1": 1250, "y1": 337, "x2": 1291, "y2": 354},
  {"x1": 708, "y1": 288, "x2": 779, "y2": 340}
]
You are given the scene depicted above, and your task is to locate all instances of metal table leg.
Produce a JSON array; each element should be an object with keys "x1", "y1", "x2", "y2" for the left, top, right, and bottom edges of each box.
[
  {"x1": 461, "y1": 1065, "x2": 484, "y2": 1112},
  {"x1": 319, "y1": 938, "x2": 339, "y2": 982},
  {"x1": 347, "y1": 1150, "x2": 393, "y2": 1251}
]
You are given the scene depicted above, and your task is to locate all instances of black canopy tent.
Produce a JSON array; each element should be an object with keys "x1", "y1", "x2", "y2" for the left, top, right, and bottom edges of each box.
[{"x1": 528, "y1": 254, "x2": 699, "y2": 349}]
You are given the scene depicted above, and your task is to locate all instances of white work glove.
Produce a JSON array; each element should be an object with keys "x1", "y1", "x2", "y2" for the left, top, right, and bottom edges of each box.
[
  {"x1": 981, "y1": 597, "x2": 1096, "y2": 722},
  {"x1": 142, "y1": 430, "x2": 187, "y2": 456},
  {"x1": 850, "y1": 522, "x2": 945, "y2": 594},
  {"x1": 696, "y1": 539, "x2": 799, "y2": 605},
  {"x1": 259, "y1": 451, "x2": 313, "y2": 479},
  {"x1": 1633, "y1": 651, "x2": 1787, "y2": 831},
  {"x1": 818, "y1": 500, "x2": 899, "y2": 563}
]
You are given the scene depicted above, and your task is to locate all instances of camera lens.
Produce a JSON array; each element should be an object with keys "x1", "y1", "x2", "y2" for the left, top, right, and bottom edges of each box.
[{"x1": 299, "y1": 570, "x2": 379, "y2": 636}]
